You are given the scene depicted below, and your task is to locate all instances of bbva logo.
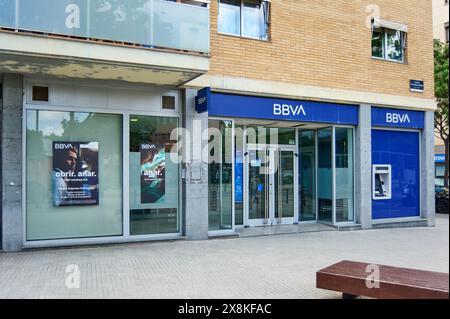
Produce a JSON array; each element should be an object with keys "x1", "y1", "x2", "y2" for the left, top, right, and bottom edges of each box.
[
  {"x1": 273, "y1": 104, "x2": 307, "y2": 117},
  {"x1": 386, "y1": 113, "x2": 411, "y2": 124},
  {"x1": 54, "y1": 143, "x2": 74, "y2": 150}
]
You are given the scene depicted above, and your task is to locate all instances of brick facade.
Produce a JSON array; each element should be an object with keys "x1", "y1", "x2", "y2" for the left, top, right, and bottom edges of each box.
[{"x1": 208, "y1": 0, "x2": 435, "y2": 100}]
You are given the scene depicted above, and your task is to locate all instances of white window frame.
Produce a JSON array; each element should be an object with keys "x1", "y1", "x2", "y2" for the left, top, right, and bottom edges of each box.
[
  {"x1": 371, "y1": 19, "x2": 407, "y2": 64},
  {"x1": 218, "y1": 0, "x2": 270, "y2": 41}
]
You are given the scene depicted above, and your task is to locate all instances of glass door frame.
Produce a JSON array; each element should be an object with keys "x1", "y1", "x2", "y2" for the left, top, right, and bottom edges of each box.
[
  {"x1": 244, "y1": 143, "x2": 298, "y2": 227},
  {"x1": 300, "y1": 126, "x2": 356, "y2": 226},
  {"x1": 207, "y1": 118, "x2": 236, "y2": 236}
]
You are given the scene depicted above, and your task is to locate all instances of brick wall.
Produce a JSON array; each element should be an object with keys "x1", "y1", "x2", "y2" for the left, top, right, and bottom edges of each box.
[{"x1": 208, "y1": 0, "x2": 435, "y2": 99}]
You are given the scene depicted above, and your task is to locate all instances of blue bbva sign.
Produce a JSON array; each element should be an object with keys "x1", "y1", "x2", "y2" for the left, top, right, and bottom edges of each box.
[
  {"x1": 372, "y1": 107, "x2": 424, "y2": 129},
  {"x1": 195, "y1": 88, "x2": 359, "y2": 125}
]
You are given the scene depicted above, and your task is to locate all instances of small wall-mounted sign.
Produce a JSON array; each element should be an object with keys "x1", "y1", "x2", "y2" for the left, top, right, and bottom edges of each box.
[
  {"x1": 410, "y1": 80, "x2": 424, "y2": 93},
  {"x1": 195, "y1": 87, "x2": 211, "y2": 114},
  {"x1": 435, "y1": 154, "x2": 446, "y2": 163}
]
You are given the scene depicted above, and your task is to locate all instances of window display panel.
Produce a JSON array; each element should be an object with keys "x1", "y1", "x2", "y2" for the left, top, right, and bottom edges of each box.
[
  {"x1": 129, "y1": 115, "x2": 180, "y2": 235},
  {"x1": 209, "y1": 120, "x2": 233, "y2": 231},
  {"x1": 26, "y1": 110, "x2": 123, "y2": 241},
  {"x1": 299, "y1": 130, "x2": 316, "y2": 222},
  {"x1": 317, "y1": 128, "x2": 333, "y2": 222},
  {"x1": 235, "y1": 125, "x2": 244, "y2": 226},
  {"x1": 335, "y1": 128, "x2": 354, "y2": 222}
]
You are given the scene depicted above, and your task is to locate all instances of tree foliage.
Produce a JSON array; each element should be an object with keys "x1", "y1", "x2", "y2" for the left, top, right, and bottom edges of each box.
[{"x1": 434, "y1": 39, "x2": 449, "y2": 187}]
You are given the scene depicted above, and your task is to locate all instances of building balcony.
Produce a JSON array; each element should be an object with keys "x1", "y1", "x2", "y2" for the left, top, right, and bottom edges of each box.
[{"x1": 0, "y1": 0, "x2": 210, "y2": 86}]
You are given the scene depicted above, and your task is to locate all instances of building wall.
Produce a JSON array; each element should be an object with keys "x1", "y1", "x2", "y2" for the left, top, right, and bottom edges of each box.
[
  {"x1": 208, "y1": 0, "x2": 435, "y2": 100},
  {"x1": 433, "y1": 0, "x2": 449, "y2": 42}
]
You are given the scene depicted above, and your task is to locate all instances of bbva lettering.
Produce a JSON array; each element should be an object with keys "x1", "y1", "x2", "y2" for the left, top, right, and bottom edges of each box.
[
  {"x1": 197, "y1": 96, "x2": 207, "y2": 105},
  {"x1": 141, "y1": 144, "x2": 156, "y2": 150},
  {"x1": 55, "y1": 143, "x2": 74, "y2": 150},
  {"x1": 386, "y1": 113, "x2": 411, "y2": 124},
  {"x1": 273, "y1": 104, "x2": 306, "y2": 117}
]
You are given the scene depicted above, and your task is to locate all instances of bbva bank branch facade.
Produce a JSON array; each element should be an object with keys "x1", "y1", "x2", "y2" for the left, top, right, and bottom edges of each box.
[{"x1": 0, "y1": 78, "x2": 436, "y2": 251}]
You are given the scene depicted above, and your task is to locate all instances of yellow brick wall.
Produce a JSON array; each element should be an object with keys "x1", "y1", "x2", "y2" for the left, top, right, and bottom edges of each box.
[{"x1": 208, "y1": 0, "x2": 435, "y2": 99}]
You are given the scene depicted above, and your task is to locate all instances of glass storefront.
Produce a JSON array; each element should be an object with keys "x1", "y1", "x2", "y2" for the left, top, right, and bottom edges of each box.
[
  {"x1": 317, "y1": 128, "x2": 333, "y2": 223},
  {"x1": 335, "y1": 128, "x2": 354, "y2": 223},
  {"x1": 215, "y1": 124, "x2": 356, "y2": 229},
  {"x1": 27, "y1": 109, "x2": 355, "y2": 242},
  {"x1": 26, "y1": 109, "x2": 181, "y2": 242},
  {"x1": 300, "y1": 127, "x2": 355, "y2": 224},
  {"x1": 129, "y1": 115, "x2": 180, "y2": 235},
  {"x1": 299, "y1": 130, "x2": 316, "y2": 222},
  {"x1": 26, "y1": 110, "x2": 123, "y2": 241},
  {"x1": 208, "y1": 120, "x2": 233, "y2": 231},
  {"x1": 235, "y1": 125, "x2": 244, "y2": 226}
]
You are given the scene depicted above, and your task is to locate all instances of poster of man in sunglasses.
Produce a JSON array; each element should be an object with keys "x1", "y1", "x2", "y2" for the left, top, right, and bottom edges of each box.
[{"x1": 52, "y1": 141, "x2": 99, "y2": 207}]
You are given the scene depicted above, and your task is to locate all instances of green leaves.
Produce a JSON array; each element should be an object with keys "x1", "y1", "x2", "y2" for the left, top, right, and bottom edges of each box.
[{"x1": 434, "y1": 39, "x2": 449, "y2": 141}]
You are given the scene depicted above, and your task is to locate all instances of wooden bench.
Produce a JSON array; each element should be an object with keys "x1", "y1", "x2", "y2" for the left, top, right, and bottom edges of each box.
[{"x1": 317, "y1": 260, "x2": 449, "y2": 299}]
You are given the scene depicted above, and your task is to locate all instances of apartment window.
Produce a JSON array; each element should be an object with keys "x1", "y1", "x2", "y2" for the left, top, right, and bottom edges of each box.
[
  {"x1": 371, "y1": 19, "x2": 407, "y2": 63},
  {"x1": 218, "y1": 0, "x2": 269, "y2": 40},
  {"x1": 372, "y1": 28, "x2": 406, "y2": 62}
]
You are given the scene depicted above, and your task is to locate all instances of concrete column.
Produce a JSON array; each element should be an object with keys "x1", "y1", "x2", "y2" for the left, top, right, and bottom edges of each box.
[
  {"x1": 421, "y1": 111, "x2": 436, "y2": 226},
  {"x1": 355, "y1": 104, "x2": 372, "y2": 229},
  {"x1": 1, "y1": 74, "x2": 23, "y2": 251},
  {"x1": 182, "y1": 88, "x2": 209, "y2": 240}
]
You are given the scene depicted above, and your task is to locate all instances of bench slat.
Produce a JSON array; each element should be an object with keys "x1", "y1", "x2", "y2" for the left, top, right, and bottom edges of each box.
[{"x1": 317, "y1": 260, "x2": 449, "y2": 299}]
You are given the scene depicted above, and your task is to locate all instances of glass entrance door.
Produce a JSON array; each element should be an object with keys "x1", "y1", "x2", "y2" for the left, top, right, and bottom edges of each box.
[{"x1": 246, "y1": 145, "x2": 296, "y2": 226}]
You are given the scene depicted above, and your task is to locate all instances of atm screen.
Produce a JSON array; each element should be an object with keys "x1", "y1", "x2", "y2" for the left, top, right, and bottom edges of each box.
[{"x1": 374, "y1": 174, "x2": 385, "y2": 197}]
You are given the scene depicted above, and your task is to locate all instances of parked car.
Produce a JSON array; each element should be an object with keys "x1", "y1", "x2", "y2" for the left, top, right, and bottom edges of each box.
[{"x1": 435, "y1": 185, "x2": 449, "y2": 214}]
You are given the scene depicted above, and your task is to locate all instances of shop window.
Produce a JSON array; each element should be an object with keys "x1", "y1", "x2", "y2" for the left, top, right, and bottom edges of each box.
[
  {"x1": 208, "y1": 120, "x2": 233, "y2": 231},
  {"x1": 299, "y1": 130, "x2": 316, "y2": 222},
  {"x1": 335, "y1": 128, "x2": 354, "y2": 223},
  {"x1": 218, "y1": 0, "x2": 269, "y2": 40},
  {"x1": 235, "y1": 125, "x2": 244, "y2": 226},
  {"x1": 26, "y1": 110, "x2": 123, "y2": 241},
  {"x1": 317, "y1": 128, "x2": 333, "y2": 223},
  {"x1": 32, "y1": 86, "x2": 49, "y2": 102},
  {"x1": 371, "y1": 21, "x2": 407, "y2": 63},
  {"x1": 129, "y1": 115, "x2": 180, "y2": 235}
]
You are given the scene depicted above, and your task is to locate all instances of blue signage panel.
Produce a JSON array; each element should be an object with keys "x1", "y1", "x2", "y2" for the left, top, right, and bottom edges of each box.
[
  {"x1": 372, "y1": 107, "x2": 424, "y2": 129},
  {"x1": 410, "y1": 80, "x2": 424, "y2": 93},
  {"x1": 435, "y1": 154, "x2": 446, "y2": 163},
  {"x1": 235, "y1": 163, "x2": 243, "y2": 203},
  {"x1": 197, "y1": 90, "x2": 359, "y2": 125},
  {"x1": 372, "y1": 130, "x2": 421, "y2": 219},
  {"x1": 195, "y1": 87, "x2": 210, "y2": 114}
]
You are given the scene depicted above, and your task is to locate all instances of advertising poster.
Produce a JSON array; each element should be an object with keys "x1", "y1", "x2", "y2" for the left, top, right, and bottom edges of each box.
[
  {"x1": 52, "y1": 141, "x2": 99, "y2": 207},
  {"x1": 140, "y1": 144, "x2": 166, "y2": 204}
]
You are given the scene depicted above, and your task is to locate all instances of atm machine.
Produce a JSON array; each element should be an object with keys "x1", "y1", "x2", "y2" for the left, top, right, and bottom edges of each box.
[{"x1": 373, "y1": 165, "x2": 392, "y2": 200}]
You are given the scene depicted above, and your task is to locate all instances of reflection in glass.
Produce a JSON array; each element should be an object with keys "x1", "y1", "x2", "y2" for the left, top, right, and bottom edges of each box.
[
  {"x1": 335, "y1": 128, "x2": 354, "y2": 222},
  {"x1": 243, "y1": 0, "x2": 268, "y2": 40},
  {"x1": 129, "y1": 115, "x2": 179, "y2": 235},
  {"x1": 299, "y1": 130, "x2": 316, "y2": 221},
  {"x1": 386, "y1": 29, "x2": 403, "y2": 62},
  {"x1": 371, "y1": 30, "x2": 384, "y2": 58},
  {"x1": 317, "y1": 128, "x2": 333, "y2": 222},
  {"x1": 26, "y1": 110, "x2": 123, "y2": 240},
  {"x1": 275, "y1": 151, "x2": 295, "y2": 220},
  {"x1": 209, "y1": 120, "x2": 233, "y2": 231},
  {"x1": 248, "y1": 150, "x2": 269, "y2": 220},
  {"x1": 235, "y1": 126, "x2": 244, "y2": 226},
  {"x1": 218, "y1": 0, "x2": 241, "y2": 35}
]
